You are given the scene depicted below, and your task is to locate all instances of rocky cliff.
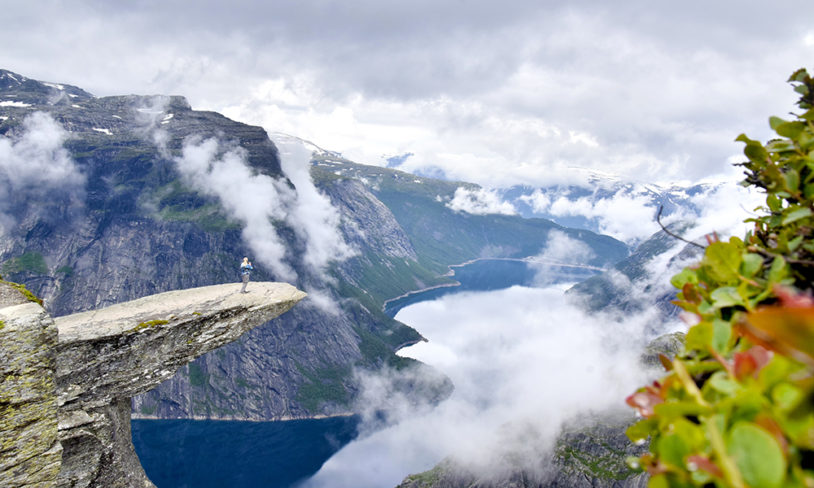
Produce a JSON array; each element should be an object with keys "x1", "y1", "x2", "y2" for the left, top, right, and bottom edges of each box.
[
  {"x1": 1, "y1": 280, "x2": 305, "y2": 488},
  {"x1": 0, "y1": 282, "x2": 61, "y2": 487}
]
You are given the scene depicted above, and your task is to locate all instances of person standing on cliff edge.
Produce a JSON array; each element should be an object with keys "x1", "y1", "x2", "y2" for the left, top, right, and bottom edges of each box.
[{"x1": 239, "y1": 257, "x2": 253, "y2": 293}]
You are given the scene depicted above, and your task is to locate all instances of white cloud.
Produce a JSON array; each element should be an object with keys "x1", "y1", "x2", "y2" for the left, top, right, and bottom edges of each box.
[
  {"x1": 547, "y1": 189, "x2": 660, "y2": 244},
  {"x1": 0, "y1": 111, "x2": 85, "y2": 233},
  {"x1": 683, "y1": 181, "x2": 764, "y2": 242},
  {"x1": 528, "y1": 230, "x2": 595, "y2": 285},
  {"x1": 173, "y1": 137, "x2": 296, "y2": 281},
  {"x1": 446, "y1": 187, "x2": 517, "y2": 216},
  {"x1": 3, "y1": 2, "x2": 813, "y2": 189},
  {"x1": 0, "y1": 111, "x2": 83, "y2": 188},
  {"x1": 516, "y1": 188, "x2": 551, "y2": 213},
  {"x1": 305, "y1": 285, "x2": 664, "y2": 487},
  {"x1": 273, "y1": 137, "x2": 356, "y2": 283}
]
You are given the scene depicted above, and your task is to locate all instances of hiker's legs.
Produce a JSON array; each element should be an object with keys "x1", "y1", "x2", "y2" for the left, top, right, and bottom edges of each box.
[{"x1": 241, "y1": 274, "x2": 249, "y2": 292}]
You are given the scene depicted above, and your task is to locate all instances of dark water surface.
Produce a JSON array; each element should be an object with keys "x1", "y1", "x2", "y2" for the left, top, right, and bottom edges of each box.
[{"x1": 132, "y1": 416, "x2": 359, "y2": 488}]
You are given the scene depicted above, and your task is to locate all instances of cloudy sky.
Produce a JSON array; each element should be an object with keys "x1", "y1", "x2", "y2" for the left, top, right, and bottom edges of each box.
[{"x1": 3, "y1": 0, "x2": 813, "y2": 188}]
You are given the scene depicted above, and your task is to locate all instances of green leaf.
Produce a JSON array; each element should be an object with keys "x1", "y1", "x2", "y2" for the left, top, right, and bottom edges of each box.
[
  {"x1": 657, "y1": 433, "x2": 689, "y2": 468},
  {"x1": 712, "y1": 319, "x2": 732, "y2": 353},
  {"x1": 766, "y1": 139, "x2": 797, "y2": 153},
  {"x1": 788, "y1": 234, "x2": 804, "y2": 251},
  {"x1": 648, "y1": 474, "x2": 670, "y2": 488},
  {"x1": 782, "y1": 207, "x2": 812, "y2": 225},
  {"x1": 768, "y1": 256, "x2": 788, "y2": 284},
  {"x1": 767, "y1": 193, "x2": 782, "y2": 212},
  {"x1": 710, "y1": 286, "x2": 744, "y2": 308},
  {"x1": 654, "y1": 401, "x2": 711, "y2": 419},
  {"x1": 740, "y1": 253, "x2": 763, "y2": 277},
  {"x1": 626, "y1": 418, "x2": 656, "y2": 442},
  {"x1": 785, "y1": 169, "x2": 800, "y2": 192},
  {"x1": 772, "y1": 382, "x2": 803, "y2": 412},
  {"x1": 775, "y1": 121, "x2": 805, "y2": 139},
  {"x1": 759, "y1": 356, "x2": 793, "y2": 389},
  {"x1": 789, "y1": 68, "x2": 809, "y2": 83},
  {"x1": 704, "y1": 242, "x2": 742, "y2": 284},
  {"x1": 708, "y1": 370, "x2": 739, "y2": 395},
  {"x1": 726, "y1": 422, "x2": 786, "y2": 488},
  {"x1": 685, "y1": 321, "x2": 713, "y2": 351},
  {"x1": 736, "y1": 133, "x2": 759, "y2": 144},
  {"x1": 673, "y1": 417, "x2": 707, "y2": 450},
  {"x1": 671, "y1": 268, "x2": 698, "y2": 289},
  {"x1": 743, "y1": 141, "x2": 769, "y2": 164},
  {"x1": 769, "y1": 116, "x2": 788, "y2": 131}
]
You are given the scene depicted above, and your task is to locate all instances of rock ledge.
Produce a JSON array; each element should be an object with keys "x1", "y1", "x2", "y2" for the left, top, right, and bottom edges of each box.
[{"x1": 1, "y1": 282, "x2": 305, "y2": 488}]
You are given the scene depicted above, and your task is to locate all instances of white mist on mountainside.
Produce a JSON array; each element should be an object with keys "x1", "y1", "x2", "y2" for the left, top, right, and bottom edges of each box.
[
  {"x1": 273, "y1": 138, "x2": 357, "y2": 283},
  {"x1": 0, "y1": 111, "x2": 85, "y2": 233},
  {"x1": 173, "y1": 136, "x2": 297, "y2": 280},
  {"x1": 305, "y1": 283, "x2": 660, "y2": 487}
]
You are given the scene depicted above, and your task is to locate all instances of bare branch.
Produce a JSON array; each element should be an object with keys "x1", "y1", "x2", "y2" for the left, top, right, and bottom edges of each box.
[{"x1": 656, "y1": 205, "x2": 706, "y2": 250}]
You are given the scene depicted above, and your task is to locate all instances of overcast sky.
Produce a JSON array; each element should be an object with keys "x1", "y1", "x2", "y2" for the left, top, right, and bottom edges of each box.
[{"x1": 3, "y1": 0, "x2": 813, "y2": 187}]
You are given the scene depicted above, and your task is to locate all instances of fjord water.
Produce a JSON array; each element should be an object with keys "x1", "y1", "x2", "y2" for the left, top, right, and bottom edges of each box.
[
  {"x1": 132, "y1": 416, "x2": 360, "y2": 488},
  {"x1": 132, "y1": 259, "x2": 598, "y2": 487},
  {"x1": 384, "y1": 258, "x2": 596, "y2": 317}
]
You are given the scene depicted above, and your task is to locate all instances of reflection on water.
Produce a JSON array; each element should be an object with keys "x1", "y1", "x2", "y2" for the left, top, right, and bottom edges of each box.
[{"x1": 132, "y1": 416, "x2": 359, "y2": 488}]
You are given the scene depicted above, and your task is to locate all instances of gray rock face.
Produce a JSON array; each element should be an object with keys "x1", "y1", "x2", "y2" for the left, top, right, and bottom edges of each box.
[
  {"x1": 0, "y1": 286, "x2": 61, "y2": 488},
  {"x1": 0, "y1": 281, "x2": 305, "y2": 488}
]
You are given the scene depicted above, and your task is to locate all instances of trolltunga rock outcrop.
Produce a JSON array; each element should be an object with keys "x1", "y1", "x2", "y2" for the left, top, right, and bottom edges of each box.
[{"x1": 1, "y1": 281, "x2": 305, "y2": 488}]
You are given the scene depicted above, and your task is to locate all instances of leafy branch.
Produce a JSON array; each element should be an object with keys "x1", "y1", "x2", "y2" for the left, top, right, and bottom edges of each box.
[{"x1": 625, "y1": 69, "x2": 814, "y2": 488}]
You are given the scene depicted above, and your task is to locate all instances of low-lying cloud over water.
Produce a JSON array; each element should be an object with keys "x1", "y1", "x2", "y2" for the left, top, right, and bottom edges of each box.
[{"x1": 305, "y1": 282, "x2": 674, "y2": 487}]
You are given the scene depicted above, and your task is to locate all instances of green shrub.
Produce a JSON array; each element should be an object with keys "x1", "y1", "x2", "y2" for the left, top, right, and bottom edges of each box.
[{"x1": 625, "y1": 69, "x2": 814, "y2": 487}]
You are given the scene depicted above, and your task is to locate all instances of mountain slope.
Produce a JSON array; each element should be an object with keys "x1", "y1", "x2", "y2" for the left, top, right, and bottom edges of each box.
[{"x1": 0, "y1": 69, "x2": 629, "y2": 420}]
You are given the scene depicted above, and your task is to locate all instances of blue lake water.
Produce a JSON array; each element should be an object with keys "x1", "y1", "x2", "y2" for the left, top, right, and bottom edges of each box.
[
  {"x1": 383, "y1": 259, "x2": 596, "y2": 317},
  {"x1": 132, "y1": 416, "x2": 359, "y2": 488},
  {"x1": 132, "y1": 259, "x2": 599, "y2": 487}
]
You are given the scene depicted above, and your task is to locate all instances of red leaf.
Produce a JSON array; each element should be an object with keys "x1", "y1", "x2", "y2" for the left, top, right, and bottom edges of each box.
[
  {"x1": 626, "y1": 391, "x2": 664, "y2": 418},
  {"x1": 683, "y1": 283, "x2": 702, "y2": 305},
  {"x1": 734, "y1": 346, "x2": 773, "y2": 380},
  {"x1": 687, "y1": 455, "x2": 723, "y2": 478},
  {"x1": 775, "y1": 285, "x2": 814, "y2": 308}
]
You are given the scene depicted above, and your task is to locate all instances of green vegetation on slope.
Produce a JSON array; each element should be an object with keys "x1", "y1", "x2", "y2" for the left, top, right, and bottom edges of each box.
[
  {"x1": 295, "y1": 363, "x2": 352, "y2": 411},
  {"x1": 2, "y1": 251, "x2": 48, "y2": 275}
]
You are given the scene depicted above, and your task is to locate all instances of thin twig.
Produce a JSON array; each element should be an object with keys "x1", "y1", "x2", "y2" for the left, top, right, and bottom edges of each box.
[{"x1": 656, "y1": 205, "x2": 706, "y2": 250}]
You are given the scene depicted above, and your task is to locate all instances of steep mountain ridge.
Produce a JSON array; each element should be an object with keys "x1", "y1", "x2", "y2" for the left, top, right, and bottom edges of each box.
[{"x1": 0, "y1": 69, "x2": 629, "y2": 421}]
